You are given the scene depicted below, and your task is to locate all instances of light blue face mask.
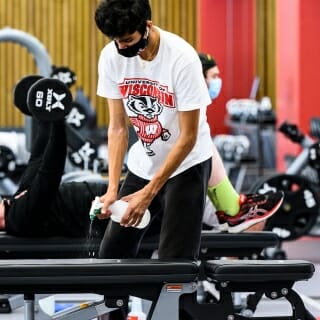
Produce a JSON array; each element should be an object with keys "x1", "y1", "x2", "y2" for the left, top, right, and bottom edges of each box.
[{"x1": 208, "y1": 78, "x2": 222, "y2": 100}]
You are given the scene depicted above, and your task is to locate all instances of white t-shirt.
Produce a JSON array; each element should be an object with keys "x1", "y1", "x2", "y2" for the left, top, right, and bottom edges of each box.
[{"x1": 97, "y1": 27, "x2": 213, "y2": 180}]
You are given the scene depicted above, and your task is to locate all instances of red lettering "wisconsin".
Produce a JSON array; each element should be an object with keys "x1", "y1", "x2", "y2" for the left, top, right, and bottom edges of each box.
[{"x1": 119, "y1": 82, "x2": 175, "y2": 108}]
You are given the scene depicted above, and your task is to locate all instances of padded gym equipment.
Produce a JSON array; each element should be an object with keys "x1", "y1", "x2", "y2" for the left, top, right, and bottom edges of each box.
[
  {"x1": 0, "y1": 258, "x2": 314, "y2": 320},
  {"x1": 0, "y1": 231, "x2": 280, "y2": 316},
  {"x1": 0, "y1": 231, "x2": 279, "y2": 259},
  {"x1": 200, "y1": 259, "x2": 315, "y2": 320},
  {"x1": 0, "y1": 230, "x2": 315, "y2": 319}
]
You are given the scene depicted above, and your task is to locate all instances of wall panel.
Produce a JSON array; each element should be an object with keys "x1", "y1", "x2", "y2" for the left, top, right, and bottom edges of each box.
[
  {"x1": 0, "y1": 0, "x2": 196, "y2": 128},
  {"x1": 197, "y1": 0, "x2": 256, "y2": 135},
  {"x1": 256, "y1": 0, "x2": 276, "y2": 104}
]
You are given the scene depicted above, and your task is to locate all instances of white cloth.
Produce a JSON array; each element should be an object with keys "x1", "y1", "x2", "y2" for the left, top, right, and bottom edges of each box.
[{"x1": 97, "y1": 27, "x2": 212, "y2": 179}]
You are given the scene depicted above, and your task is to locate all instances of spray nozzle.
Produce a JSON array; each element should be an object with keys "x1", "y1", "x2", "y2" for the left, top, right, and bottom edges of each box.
[{"x1": 89, "y1": 196, "x2": 103, "y2": 221}]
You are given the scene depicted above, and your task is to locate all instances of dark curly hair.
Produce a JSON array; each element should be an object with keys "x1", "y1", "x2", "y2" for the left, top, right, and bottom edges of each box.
[
  {"x1": 95, "y1": 0, "x2": 152, "y2": 38},
  {"x1": 198, "y1": 53, "x2": 217, "y2": 78}
]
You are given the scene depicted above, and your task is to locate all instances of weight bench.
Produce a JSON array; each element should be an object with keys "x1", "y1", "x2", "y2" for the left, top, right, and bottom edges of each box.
[
  {"x1": 0, "y1": 231, "x2": 279, "y2": 315},
  {"x1": 0, "y1": 258, "x2": 199, "y2": 320},
  {"x1": 0, "y1": 258, "x2": 315, "y2": 320},
  {"x1": 0, "y1": 231, "x2": 279, "y2": 259},
  {"x1": 0, "y1": 232, "x2": 100, "y2": 259},
  {"x1": 198, "y1": 230, "x2": 279, "y2": 259},
  {"x1": 183, "y1": 259, "x2": 316, "y2": 320}
]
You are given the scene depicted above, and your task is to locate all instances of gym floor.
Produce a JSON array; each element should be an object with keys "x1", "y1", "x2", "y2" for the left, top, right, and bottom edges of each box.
[{"x1": 1, "y1": 237, "x2": 320, "y2": 320}]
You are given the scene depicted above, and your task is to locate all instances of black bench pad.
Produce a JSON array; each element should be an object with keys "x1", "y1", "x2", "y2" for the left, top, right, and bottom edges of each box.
[
  {"x1": 0, "y1": 259, "x2": 199, "y2": 294},
  {"x1": 0, "y1": 233, "x2": 98, "y2": 258},
  {"x1": 0, "y1": 231, "x2": 279, "y2": 259},
  {"x1": 200, "y1": 231, "x2": 278, "y2": 249},
  {"x1": 199, "y1": 231, "x2": 278, "y2": 258},
  {"x1": 205, "y1": 259, "x2": 315, "y2": 282}
]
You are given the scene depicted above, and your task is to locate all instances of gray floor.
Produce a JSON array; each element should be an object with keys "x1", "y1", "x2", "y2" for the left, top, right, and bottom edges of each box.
[{"x1": 1, "y1": 236, "x2": 320, "y2": 319}]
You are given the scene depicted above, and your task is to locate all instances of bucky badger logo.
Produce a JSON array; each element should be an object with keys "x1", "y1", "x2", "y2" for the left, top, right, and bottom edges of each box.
[{"x1": 127, "y1": 95, "x2": 171, "y2": 156}]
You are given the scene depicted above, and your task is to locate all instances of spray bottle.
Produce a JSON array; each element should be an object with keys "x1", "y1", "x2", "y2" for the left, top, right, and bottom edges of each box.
[
  {"x1": 89, "y1": 196, "x2": 103, "y2": 221},
  {"x1": 89, "y1": 197, "x2": 151, "y2": 229}
]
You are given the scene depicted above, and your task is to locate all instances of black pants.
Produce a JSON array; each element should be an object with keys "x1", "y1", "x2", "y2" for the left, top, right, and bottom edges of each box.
[
  {"x1": 6, "y1": 121, "x2": 67, "y2": 235},
  {"x1": 99, "y1": 158, "x2": 211, "y2": 260}
]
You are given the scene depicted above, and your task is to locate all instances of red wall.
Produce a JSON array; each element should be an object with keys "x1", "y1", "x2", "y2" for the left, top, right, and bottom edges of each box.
[
  {"x1": 276, "y1": 0, "x2": 300, "y2": 171},
  {"x1": 197, "y1": 0, "x2": 256, "y2": 135},
  {"x1": 199, "y1": 0, "x2": 320, "y2": 171},
  {"x1": 276, "y1": 0, "x2": 320, "y2": 170},
  {"x1": 300, "y1": 1, "x2": 320, "y2": 134}
]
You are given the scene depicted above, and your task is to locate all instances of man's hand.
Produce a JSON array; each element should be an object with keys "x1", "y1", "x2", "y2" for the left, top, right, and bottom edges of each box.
[
  {"x1": 120, "y1": 189, "x2": 152, "y2": 228},
  {"x1": 96, "y1": 192, "x2": 118, "y2": 220}
]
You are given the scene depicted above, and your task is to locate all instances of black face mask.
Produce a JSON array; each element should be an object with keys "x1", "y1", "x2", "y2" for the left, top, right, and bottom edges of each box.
[{"x1": 115, "y1": 29, "x2": 149, "y2": 58}]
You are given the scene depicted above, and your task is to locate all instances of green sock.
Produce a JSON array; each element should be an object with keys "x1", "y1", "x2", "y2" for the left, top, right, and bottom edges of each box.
[{"x1": 207, "y1": 176, "x2": 240, "y2": 216}]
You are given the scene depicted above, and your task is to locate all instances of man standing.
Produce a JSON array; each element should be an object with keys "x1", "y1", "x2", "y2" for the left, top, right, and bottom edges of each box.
[{"x1": 95, "y1": 0, "x2": 212, "y2": 260}]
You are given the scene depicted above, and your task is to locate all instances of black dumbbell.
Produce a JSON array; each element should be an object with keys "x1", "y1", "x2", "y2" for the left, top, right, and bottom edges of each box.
[
  {"x1": 29, "y1": 78, "x2": 98, "y2": 168},
  {"x1": 14, "y1": 75, "x2": 86, "y2": 127},
  {"x1": 27, "y1": 77, "x2": 73, "y2": 122},
  {"x1": 14, "y1": 75, "x2": 98, "y2": 169},
  {"x1": 14, "y1": 67, "x2": 76, "y2": 117},
  {"x1": 14, "y1": 75, "x2": 73, "y2": 121}
]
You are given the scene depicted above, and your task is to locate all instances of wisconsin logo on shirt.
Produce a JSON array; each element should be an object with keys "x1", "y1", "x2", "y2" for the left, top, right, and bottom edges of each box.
[
  {"x1": 119, "y1": 78, "x2": 175, "y2": 108},
  {"x1": 119, "y1": 78, "x2": 174, "y2": 156}
]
